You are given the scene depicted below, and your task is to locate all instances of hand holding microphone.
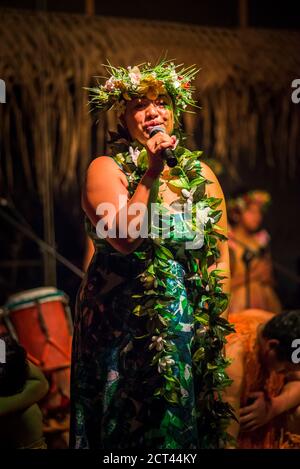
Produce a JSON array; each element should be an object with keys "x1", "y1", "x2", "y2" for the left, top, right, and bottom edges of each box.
[{"x1": 147, "y1": 126, "x2": 178, "y2": 169}]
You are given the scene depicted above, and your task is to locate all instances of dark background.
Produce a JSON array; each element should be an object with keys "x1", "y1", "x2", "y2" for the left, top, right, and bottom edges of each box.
[{"x1": 0, "y1": 0, "x2": 300, "y2": 29}]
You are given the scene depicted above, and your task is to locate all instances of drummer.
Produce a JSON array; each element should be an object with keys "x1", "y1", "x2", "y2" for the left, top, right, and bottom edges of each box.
[{"x1": 0, "y1": 334, "x2": 49, "y2": 449}]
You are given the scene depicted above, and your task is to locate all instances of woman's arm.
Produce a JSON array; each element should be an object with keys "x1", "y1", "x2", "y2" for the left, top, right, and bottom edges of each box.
[
  {"x1": 0, "y1": 361, "x2": 49, "y2": 417},
  {"x1": 201, "y1": 162, "x2": 231, "y2": 319},
  {"x1": 82, "y1": 156, "x2": 160, "y2": 255}
]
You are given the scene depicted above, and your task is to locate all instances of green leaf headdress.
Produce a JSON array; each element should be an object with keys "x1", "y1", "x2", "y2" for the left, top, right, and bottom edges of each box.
[
  {"x1": 227, "y1": 190, "x2": 271, "y2": 215},
  {"x1": 86, "y1": 59, "x2": 200, "y2": 121}
]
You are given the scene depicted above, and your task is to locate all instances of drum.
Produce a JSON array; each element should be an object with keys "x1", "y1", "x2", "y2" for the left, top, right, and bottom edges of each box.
[{"x1": 4, "y1": 287, "x2": 73, "y2": 372}]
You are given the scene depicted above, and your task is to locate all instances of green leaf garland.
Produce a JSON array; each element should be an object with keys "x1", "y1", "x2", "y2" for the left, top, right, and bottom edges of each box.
[{"x1": 93, "y1": 137, "x2": 235, "y2": 448}]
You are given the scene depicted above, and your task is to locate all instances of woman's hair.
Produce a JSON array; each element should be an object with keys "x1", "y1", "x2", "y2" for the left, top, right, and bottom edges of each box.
[
  {"x1": 262, "y1": 310, "x2": 300, "y2": 362},
  {"x1": 0, "y1": 334, "x2": 29, "y2": 396}
]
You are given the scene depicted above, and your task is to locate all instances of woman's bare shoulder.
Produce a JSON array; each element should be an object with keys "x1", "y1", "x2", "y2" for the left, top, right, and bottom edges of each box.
[
  {"x1": 200, "y1": 161, "x2": 225, "y2": 200},
  {"x1": 86, "y1": 156, "x2": 128, "y2": 187},
  {"x1": 87, "y1": 156, "x2": 120, "y2": 173},
  {"x1": 200, "y1": 161, "x2": 217, "y2": 181}
]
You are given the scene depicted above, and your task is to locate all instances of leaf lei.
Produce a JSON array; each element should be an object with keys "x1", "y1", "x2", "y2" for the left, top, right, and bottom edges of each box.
[{"x1": 110, "y1": 137, "x2": 235, "y2": 448}]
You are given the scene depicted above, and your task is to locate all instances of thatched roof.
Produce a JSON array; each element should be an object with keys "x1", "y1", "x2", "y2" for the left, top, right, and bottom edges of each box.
[{"x1": 1, "y1": 8, "x2": 299, "y2": 194}]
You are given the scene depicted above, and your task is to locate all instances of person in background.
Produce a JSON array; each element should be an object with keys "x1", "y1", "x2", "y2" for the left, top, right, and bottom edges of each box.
[
  {"x1": 224, "y1": 309, "x2": 300, "y2": 448},
  {"x1": 227, "y1": 190, "x2": 281, "y2": 314},
  {"x1": 0, "y1": 334, "x2": 49, "y2": 449}
]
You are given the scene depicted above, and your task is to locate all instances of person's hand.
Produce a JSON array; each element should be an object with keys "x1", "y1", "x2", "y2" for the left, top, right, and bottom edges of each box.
[
  {"x1": 240, "y1": 392, "x2": 272, "y2": 431},
  {"x1": 145, "y1": 132, "x2": 177, "y2": 176}
]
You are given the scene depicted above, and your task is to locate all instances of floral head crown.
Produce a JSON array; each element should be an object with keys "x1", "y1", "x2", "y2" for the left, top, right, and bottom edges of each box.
[
  {"x1": 87, "y1": 60, "x2": 199, "y2": 120},
  {"x1": 227, "y1": 190, "x2": 271, "y2": 214}
]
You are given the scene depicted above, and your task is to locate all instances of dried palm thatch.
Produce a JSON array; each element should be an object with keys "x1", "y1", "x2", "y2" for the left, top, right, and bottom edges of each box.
[{"x1": 0, "y1": 8, "x2": 299, "y2": 195}]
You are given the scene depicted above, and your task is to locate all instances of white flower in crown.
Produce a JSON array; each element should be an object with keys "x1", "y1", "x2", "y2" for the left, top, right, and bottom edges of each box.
[
  {"x1": 128, "y1": 146, "x2": 141, "y2": 165},
  {"x1": 104, "y1": 76, "x2": 117, "y2": 91},
  {"x1": 170, "y1": 69, "x2": 180, "y2": 88},
  {"x1": 128, "y1": 66, "x2": 142, "y2": 86}
]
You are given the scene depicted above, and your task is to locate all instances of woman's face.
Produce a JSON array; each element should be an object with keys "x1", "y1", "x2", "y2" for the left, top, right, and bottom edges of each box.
[
  {"x1": 123, "y1": 94, "x2": 174, "y2": 145},
  {"x1": 240, "y1": 202, "x2": 263, "y2": 232}
]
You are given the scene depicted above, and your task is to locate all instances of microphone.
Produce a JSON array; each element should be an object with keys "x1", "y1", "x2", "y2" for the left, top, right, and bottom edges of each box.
[{"x1": 149, "y1": 126, "x2": 178, "y2": 168}]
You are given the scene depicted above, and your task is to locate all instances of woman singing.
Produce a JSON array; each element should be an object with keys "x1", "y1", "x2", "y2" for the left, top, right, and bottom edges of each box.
[{"x1": 70, "y1": 60, "x2": 232, "y2": 449}]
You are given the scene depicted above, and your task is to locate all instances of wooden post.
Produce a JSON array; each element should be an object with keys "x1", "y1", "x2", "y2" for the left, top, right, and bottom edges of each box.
[
  {"x1": 85, "y1": 0, "x2": 95, "y2": 16},
  {"x1": 42, "y1": 114, "x2": 57, "y2": 287},
  {"x1": 238, "y1": 0, "x2": 248, "y2": 28},
  {"x1": 37, "y1": 0, "x2": 57, "y2": 287}
]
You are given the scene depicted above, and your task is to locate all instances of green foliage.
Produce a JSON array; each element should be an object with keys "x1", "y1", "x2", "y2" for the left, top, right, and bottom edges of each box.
[
  {"x1": 104, "y1": 141, "x2": 235, "y2": 448},
  {"x1": 86, "y1": 59, "x2": 200, "y2": 120}
]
